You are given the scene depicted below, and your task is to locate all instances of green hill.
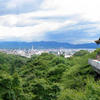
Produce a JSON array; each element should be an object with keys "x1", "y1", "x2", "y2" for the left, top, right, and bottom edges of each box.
[{"x1": 0, "y1": 49, "x2": 99, "y2": 100}]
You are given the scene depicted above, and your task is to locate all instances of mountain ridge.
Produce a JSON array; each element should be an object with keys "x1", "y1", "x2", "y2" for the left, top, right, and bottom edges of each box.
[{"x1": 0, "y1": 41, "x2": 99, "y2": 49}]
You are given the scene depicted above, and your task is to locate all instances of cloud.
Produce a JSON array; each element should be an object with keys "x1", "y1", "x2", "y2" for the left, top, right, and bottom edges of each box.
[
  {"x1": 41, "y1": 0, "x2": 100, "y2": 22},
  {"x1": 0, "y1": 0, "x2": 42, "y2": 15},
  {"x1": 6, "y1": 0, "x2": 36, "y2": 9},
  {"x1": 73, "y1": 39, "x2": 94, "y2": 44},
  {"x1": 0, "y1": 11, "x2": 77, "y2": 42},
  {"x1": 0, "y1": 0, "x2": 100, "y2": 43}
]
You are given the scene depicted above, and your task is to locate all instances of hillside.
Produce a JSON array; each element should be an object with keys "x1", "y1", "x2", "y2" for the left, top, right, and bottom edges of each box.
[
  {"x1": 0, "y1": 49, "x2": 100, "y2": 100},
  {"x1": 0, "y1": 41, "x2": 99, "y2": 49}
]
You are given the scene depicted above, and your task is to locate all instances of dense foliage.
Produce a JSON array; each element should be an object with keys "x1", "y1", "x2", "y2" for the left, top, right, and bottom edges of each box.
[{"x1": 0, "y1": 49, "x2": 100, "y2": 100}]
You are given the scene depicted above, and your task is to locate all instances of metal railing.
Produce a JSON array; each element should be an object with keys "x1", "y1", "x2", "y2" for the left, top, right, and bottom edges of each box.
[{"x1": 88, "y1": 59, "x2": 100, "y2": 74}]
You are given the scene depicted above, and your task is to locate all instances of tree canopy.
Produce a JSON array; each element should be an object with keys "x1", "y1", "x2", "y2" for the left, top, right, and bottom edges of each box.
[{"x1": 0, "y1": 49, "x2": 99, "y2": 100}]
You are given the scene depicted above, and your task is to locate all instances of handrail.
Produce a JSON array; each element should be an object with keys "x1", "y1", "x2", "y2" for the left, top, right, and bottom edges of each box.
[{"x1": 88, "y1": 59, "x2": 100, "y2": 74}]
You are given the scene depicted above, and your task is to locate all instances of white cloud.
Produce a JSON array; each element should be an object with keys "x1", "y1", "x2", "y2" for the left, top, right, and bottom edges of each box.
[
  {"x1": 0, "y1": 6, "x2": 78, "y2": 41},
  {"x1": 41, "y1": 0, "x2": 100, "y2": 22},
  {"x1": 6, "y1": 0, "x2": 36, "y2": 9},
  {"x1": 0, "y1": 12, "x2": 77, "y2": 41},
  {"x1": 0, "y1": 0, "x2": 100, "y2": 43},
  {"x1": 0, "y1": 25, "x2": 45, "y2": 41},
  {"x1": 73, "y1": 39, "x2": 95, "y2": 44}
]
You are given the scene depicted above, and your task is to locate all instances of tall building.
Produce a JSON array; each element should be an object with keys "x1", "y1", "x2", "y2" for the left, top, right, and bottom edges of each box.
[{"x1": 32, "y1": 45, "x2": 34, "y2": 50}]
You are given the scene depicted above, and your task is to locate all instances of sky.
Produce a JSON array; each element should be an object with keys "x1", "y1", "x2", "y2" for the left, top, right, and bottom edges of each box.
[{"x1": 0, "y1": 0, "x2": 100, "y2": 44}]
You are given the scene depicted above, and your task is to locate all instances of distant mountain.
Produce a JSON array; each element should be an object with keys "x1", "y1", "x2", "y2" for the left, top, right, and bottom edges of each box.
[{"x1": 0, "y1": 41, "x2": 99, "y2": 49}]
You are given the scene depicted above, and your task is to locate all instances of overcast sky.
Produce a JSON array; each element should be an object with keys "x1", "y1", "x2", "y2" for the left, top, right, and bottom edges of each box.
[{"x1": 0, "y1": 0, "x2": 100, "y2": 44}]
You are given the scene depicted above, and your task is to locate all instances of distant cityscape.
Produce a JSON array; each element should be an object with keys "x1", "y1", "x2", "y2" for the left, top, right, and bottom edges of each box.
[{"x1": 0, "y1": 46, "x2": 95, "y2": 58}]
